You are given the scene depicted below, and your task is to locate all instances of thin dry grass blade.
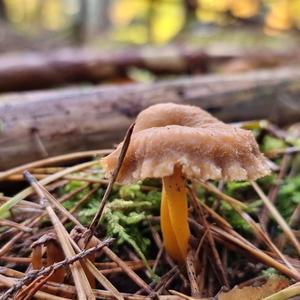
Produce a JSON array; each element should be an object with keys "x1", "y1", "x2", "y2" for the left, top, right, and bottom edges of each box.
[
  {"x1": 251, "y1": 181, "x2": 300, "y2": 255},
  {"x1": 24, "y1": 172, "x2": 95, "y2": 300},
  {"x1": 0, "y1": 218, "x2": 38, "y2": 256},
  {"x1": 61, "y1": 184, "x2": 100, "y2": 224},
  {"x1": 0, "y1": 160, "x2": 99, "y2": 218},
  {"x1": 46, "y1": 208, "x2": 95, "y2": 300},
  {"x1": 169, "y1": 289, "x2": 200, "y2": 300},
  {"x1": 0, "y1": 219, "x2": 32, "y2": 232},
  {"x1": 199, "y1": 181, "x2": 247, "y2": 209},
  {"x1": 42, "y1": 183, "x2": 152, "y2": 293},
  {"x1": 84, "y1": 259, "x2": 124, "y2": 300},
  {"x1": 198, "y1": 181, "x2": 297, "y2": 274},
  {"x1": 31, "y1": 171, "x2": 152, "y2": 294},
  {"x1": 233, "y1": 205, "x2": 297, "y2": 273},
  {"x1": 0, "y1": 149, "x2": 112, "y2": 180},
  {"x1": 0, "y1": 274, "x2": 69, "y2": 300},
  {"x1": 89, "y1": 122, "x2": 135, "y2": 232},
  {"x1": 190, "y1": 188, "x2": 229, "y2": 287},
  {"x1": 69, "y1": 228, "x2": 124, "y2": 300},
  {"x1": 15, "y1": 270, "x2": 55, "y2": 300},
  {"x1": 186, "y1": 249, "x2": 201, "y2": 297},
  {"x1": 211, "y1": 224, "x2": 300, "y2": 280},
  {"x1": 200, "y1": 202, "x2": 232, "y2": 228}
]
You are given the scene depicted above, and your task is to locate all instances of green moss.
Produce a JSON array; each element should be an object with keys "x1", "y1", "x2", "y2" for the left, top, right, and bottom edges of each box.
[
  {"x1": 277, "y1": 175, "x2": 300, "y2": 221},
  {"x1": 261, "y1": 136, "x2": 286, "y2": 152}
]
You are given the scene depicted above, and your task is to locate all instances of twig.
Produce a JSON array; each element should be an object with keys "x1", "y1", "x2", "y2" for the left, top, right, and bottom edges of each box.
[
  {"x1": 70, "y1": 227, "x2": 125, "y2": 300},
  {"x1": 61, "y1": 184, "x2": 100, "y2": 224},
  {"x1": 199, "y1": 181, "x2": 247, "y2": 209},
  {"x1": 0, "y1": 257, "x2": 32, "y2": 264},
  {"x1": 0, "y1": 219, "x2": 32, "y2": 232},
  {"x1": 0, "y1": 183, "x2": 90, "y2": 257},
  {"x1": 189, "y1": 219, "x2": 300, "y2": 280},
  {"x1": 265, "y1": 146, "x2": 300, "y2": 158},
  {"x1": 15, "y1": 270, "x2": 55, "y2": 300},
  {"x1": 0, "y1": 149, "x2": 111, "y2": 180},
  {"x1": 24, "y1": 169, "x2": 152, "y2": 294},
  {"x1": 190, "y1": 187, "x2": 229, "y2": 287},
  {"x1": 89, "y1": 122, "x2": 135, "y2": 232},
  {"x1": 0, "y1": 274, "x2": 69, "y2": 300},
  {"x1": 1, "y1": 239, "x2": 113, "y2": 300},
  {"x1": 259, "y1": 153, "x2": 291, "y2": 229},
  {"x1": 186, "y1": 249, "x2": 201, "y2": 297},
  {"x1": 0, "y1": 160, "x2": 99, "y2": 218},
  {"x1": 198, "y1": 181, "x2": 297, "y2": 274},
  {"x1": 251, "y1": 181, "x2": 300, "y2": 255},
  {"x1": 24, "y1": 171, "x2": 95, "y2": 300},
  {"x1": 0, "y1": 217, "x2": 39, "y2": 256},
  {"x1": 195, "y1": 229, "x2": 209, "y2": 258}
]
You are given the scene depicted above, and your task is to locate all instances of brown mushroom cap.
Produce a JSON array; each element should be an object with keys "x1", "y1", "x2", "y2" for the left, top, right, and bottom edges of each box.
[{"x1": 101, "y1": 103, "x2": 270, "y2": 183}]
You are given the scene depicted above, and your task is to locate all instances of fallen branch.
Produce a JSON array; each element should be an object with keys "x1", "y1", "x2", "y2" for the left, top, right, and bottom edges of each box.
[
  {"x1": 1, "y1": 67, "x2": 300, "y2": 169},
  {"x1": 0, "y1": 46, "x2": 296, "y2": 92}
]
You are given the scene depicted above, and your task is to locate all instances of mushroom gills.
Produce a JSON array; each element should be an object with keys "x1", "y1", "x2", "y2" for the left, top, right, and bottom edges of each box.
[{"x1": 161, "y1": 166, "x2": 190, "y2": 263}]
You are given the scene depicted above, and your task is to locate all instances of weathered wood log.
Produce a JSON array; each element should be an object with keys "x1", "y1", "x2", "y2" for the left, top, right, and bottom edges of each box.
[
  {"x1": 0, "y1": 46, "x2": 297, "y2": 92},
  {"x1": 1, "y1": 67, "x2": 300, "y2": 170}
]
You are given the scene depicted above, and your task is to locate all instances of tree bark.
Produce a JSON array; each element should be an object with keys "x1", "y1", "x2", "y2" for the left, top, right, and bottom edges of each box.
[
  {"x1": 0, "y1": 46, "x2": 296, "y2": 92},
  {"x1": 0, "y1": 67, "x2": 300, "y2": 170}
]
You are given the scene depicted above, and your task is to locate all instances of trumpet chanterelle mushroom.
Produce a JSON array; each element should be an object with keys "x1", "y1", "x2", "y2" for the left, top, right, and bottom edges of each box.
[{"x1": 101, "y1": 103, "x2": 270, "y2": 263}]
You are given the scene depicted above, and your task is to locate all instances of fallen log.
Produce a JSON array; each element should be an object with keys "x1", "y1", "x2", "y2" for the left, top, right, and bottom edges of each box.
[
  {"x1": 0, "y1": 46, "x2": 297, "y2": 92},
  {"x1": 1, "y1": 67, "x2": 300, "y2": 170}
]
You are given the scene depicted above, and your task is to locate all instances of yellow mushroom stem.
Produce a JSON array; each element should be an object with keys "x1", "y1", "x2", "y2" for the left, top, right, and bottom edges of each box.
[{"x1": 161, "y1": 166, "x2": 190, "y2": 263}]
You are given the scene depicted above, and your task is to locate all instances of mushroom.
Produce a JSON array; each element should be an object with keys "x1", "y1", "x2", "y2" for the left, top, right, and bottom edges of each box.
[
  {"x1": 101, "y1": 103, "x2": 270, "y2": 263},
  {"x1": 31, "y1": 233, "x2": 65, "y2": 283}
]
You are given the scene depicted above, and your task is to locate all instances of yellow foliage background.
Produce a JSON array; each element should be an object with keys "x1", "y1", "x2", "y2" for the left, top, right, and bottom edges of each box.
[{"x1": 3, "y1": 0, "x2": 300, "y2": 44}]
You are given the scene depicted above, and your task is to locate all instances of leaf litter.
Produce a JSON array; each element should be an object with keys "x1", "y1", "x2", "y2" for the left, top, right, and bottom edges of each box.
[{"x1": 0, "y1": 120, "x2": 299, "y2": 299}]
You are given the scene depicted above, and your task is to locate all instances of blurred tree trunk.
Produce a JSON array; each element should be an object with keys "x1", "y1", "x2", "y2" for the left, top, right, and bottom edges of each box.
[
  {"x1": 184, "y1": 0, "x2": 197, "y2": 23},
  {"x1": 75, "y1": 0, "x2": 110, "y2": 44},
  {"x1": 0, "y1": 0, "x2": 7, "y2": 21}
]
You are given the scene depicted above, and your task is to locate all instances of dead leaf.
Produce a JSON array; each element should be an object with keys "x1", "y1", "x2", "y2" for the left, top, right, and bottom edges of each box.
[{"x1": 218, "y1": 276, "x2": 289, "y2": 300}]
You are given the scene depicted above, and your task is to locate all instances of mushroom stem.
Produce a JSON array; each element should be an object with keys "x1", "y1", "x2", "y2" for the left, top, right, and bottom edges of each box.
[{"x1": 161, "y1": 166, "x2": 190, "y2": 263}]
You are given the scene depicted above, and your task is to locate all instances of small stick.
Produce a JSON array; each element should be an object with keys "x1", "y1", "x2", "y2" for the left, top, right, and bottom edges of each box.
[
  {"x1": 259, "y1": 153, "x2": 291, "y2": 229},
  {"x1": 61, "y1": 184, "x2": 100, "y2": 224},
  {"x1": 191, "y1": 219, "x2": 300, "y2": 280},
  {"x1": 198, "y1": 246, "x2": 208, "y2": 295},
  {"x1": 0, "y1": 274, "x2": 69, "y2": 300},
  {"x1": 195, "y1": 228, "x2": 209, "y2": 258},
  {"x1": 198, "y1": 182, "x2": 297, "y2": 274},
  {"x1": 16, "y1": 270, "x2": 55, "y2": 300},
  {"x1": 186, "y1": 249, "x2": 201, "y2": 297},
  {"x1": 0, "y1": 160, "x2": 99, "y2": 217},
  {"x1": 0, "y1": 183, "x2": 89, "y2": 257},
  {"x1": 190, "y1": 188, "x2": 229, "y2": 287},
  {"x1": 0, "y1": 217, "x2": 38, "y2": 257},
  {"x1": 89, "y1": 122, "x2": 135, "y2": 232},
  {"x1": 25, "y1": 170, "x2": 152, "y2": 294},
  {"x1": 1, "y1": 239, "x2": 113, "y2": 300},
  {"x1": 0, "y1": 219, "x2": 32, "y2": 232},
  {"x1": 251, "y1": 181, "x2": 300, "y2": 255},
  {"x1": 0, "y1": 257, "x2": 32, "y2": 264},
  {"x1": 199, "y1": 181, "x2": 247, "y2": 209},
  {"x1": 0, "y1": 149, "x2": 112, "y2": 181},
  {"x1": 24, "y1": 171, "x2": 95, "y2": 300},
  {"x1": 265, "y1": 146, "x2": 300, "y2": 158}
]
